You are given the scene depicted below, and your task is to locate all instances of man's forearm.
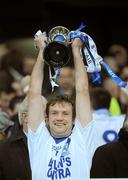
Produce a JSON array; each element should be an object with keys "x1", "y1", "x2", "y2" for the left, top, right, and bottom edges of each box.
[
  {"x1": 30, "y1": 49, "x2": 45, "y2": 94},
  {"x1": 72, "y1": 48, "x2": 89, "y2": 93},
  {"x1": 28, "y1": 33, "x2": 47, "y2": 131},
  {"x1": 72, "y1": 41, "x2": 92, "y2": 127},
  {"x1": 28, "y1": 48, "x2": 46, "y2": 131}
]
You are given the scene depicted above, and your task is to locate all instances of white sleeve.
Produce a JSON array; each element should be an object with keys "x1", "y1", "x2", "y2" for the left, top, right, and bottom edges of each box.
[
  {"x1": 73, "y1": 119, "x2": 97, "y2": 168},
  {"x1": 73, "y1": 119, "x2": 95, "y2": 138},
  {"x1": 27, "y1": 121, "x2": 50, "y2": 169},
  {"x1": 73, "y1": 119, "x2": 96, "y2": 152}
]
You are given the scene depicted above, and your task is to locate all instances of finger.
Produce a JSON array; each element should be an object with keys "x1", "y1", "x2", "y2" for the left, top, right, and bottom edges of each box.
[{"x1": 34, "y1": 30, "x2": 42, "y2": 37}]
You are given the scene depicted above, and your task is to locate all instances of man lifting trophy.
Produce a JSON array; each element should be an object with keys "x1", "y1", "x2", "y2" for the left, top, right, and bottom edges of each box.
[{"x1": 27, "y1": 23, "x2": 128, "y2": 180}]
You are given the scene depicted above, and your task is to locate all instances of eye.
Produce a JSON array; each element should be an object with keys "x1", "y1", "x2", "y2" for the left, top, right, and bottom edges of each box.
[
  {"x1": 63, "y1": 112, "x2": 69, "y2": 115},
  {"x1": 51, "y1": 111, "x2": 57, "y2": 115}
]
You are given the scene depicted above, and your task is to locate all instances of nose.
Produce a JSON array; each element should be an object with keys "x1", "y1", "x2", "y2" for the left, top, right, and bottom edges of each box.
[{"x1": 56, "y1": 113, "x2": 64, "y2": 121}]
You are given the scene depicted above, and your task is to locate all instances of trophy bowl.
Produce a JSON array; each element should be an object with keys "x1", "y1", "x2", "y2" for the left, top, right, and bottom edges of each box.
[{"x1": 48, "y1": 26, "x2": 70, "y2": 42}]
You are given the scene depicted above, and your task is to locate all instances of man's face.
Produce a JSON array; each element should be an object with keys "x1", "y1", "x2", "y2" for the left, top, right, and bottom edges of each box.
[
  {"x1": 46, "y1": 102, "x2": 73, "y2": 138},
  {"x1": 109, "y1": 45, "x2": 127, "y2": 67}
]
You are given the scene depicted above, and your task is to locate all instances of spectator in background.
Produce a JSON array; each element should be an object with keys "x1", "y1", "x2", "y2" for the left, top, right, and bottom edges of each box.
[
  {"x1": 119, "y1": 89, "x2": 128, "y2": 114},
  {"x1": 0, "y1": 49, "x2": 24, "y2": 109},
  {"x1": 120, "y1": 66, "x2": 128, "y2": 81},
  {"x1": 0, "y1": 96, "x2": 31, "y2": 180},
  {"x1": 11, "y1": 75, "x2": 30, "y2": 98},
  {"x1": 104, "y1": 56, "x2": 120, "y2": 74},
  {"x1": 0, "y1": 112, "x2": 14, "y2": 140},
  {"x1": 119, "y1": 67, "x2": 128, "y2": 113},
  {"x1": 0, "y1": 49, "x2": 24, "y2": 81},
  {"x1": 11, "y1": 80, "x2": 25, "y2": 97},
  {"x1": 0, "y1": 49, "x2": 35, "y2": 97},
  {"x1": 108, "y1": 44, "x2": 128, "y2": 72},
  {"x1": 53, "y1": 66, "x2": 75, "y2": 98},
  {"x1": 90, "y1": 106, "x2": 128, "y2": 178},
  {"x1": 0, "y1": 71, "x2": 14, "y2": 93},
  {"x1": 90, "y1": 87, "x2": 125, "y2": 147},
  {"x1": 0, "y1": 75, "x2": 30, "y2": 118},
  {"x1": 9, "y1": 95, "x2": 25, "y2": 119},
  {"x1": 0, "y1": 89, "x2": 15, "y2": 117},
  {"x1": 22, "y1": 56, "x2": 36, "y2": 75},
  {"x1": 103, "y1": 77, "x2": 121, "y2": 115},
  {"x1": 0, "y1": 43, "x2": 9, "y2": 65},
  {"x1": 103, "y1": 77, "x2": 120, "y2": 100}
]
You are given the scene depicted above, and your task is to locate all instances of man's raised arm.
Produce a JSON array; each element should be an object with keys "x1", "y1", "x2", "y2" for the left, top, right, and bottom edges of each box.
[
  {"x1": 72, "y1": 38, "x2": 92, "y2": 127},
  {"x1": 28, "y1": 32, "x2": 47, "y2": 132}
]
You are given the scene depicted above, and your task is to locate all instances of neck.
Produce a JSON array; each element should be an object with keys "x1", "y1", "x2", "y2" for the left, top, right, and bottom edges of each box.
[{"x1": 51, "y1": 130, "x2": 72, "y2": 139}]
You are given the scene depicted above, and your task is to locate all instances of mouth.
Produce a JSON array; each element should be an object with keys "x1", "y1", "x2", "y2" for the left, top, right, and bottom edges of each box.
[{"x1": 54, "y1": 123, "x2": 66, "y2": 126}]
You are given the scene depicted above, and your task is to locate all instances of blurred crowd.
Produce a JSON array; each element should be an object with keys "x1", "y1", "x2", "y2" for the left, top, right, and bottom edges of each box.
[
  {"x1": 0, "y1": 39, "x2": 128, "y2": 179},
  {"x1": 0, "y1": 42, "x2": 128, "y2": 122}
]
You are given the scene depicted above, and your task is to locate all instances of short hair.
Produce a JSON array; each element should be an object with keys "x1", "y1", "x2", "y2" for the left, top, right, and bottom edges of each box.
[
  {"x1": 90, "y1": 87, "x2": 111, "y2": 110},
  {"x1": 46, "y1": 94, "x2": 75, "y2": 120}
]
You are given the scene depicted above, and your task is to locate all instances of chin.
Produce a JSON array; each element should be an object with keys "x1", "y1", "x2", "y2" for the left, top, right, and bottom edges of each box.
[{"x1": 56, "y1": 131, "x2": 67, "y2": 137}]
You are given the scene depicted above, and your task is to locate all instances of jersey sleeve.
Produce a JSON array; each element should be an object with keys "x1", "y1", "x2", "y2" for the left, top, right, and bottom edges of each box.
[
  {"x1": 73, "y1": 119, "x2": 97, "y2": 164},
  {"x1": 73, "y1": 118, "x2": 95, "y2": 141}
]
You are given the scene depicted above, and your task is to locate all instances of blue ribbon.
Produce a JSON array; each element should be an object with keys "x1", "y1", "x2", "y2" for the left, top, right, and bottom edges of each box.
[
  {"x1": 100, "y1": 61, "x2": 127, "y2": 88},
  {"x1": 75, "y1": 22, "x2": 86, "y2": 32},
  {"x1": 69, "y1": 24, "x2": 101, "y2": 84},
  {"x1": 91, "y1": 72, "x2": 102, "y2": 84},
  {"x1": 68, "y1": 23, "x2": 127, "y2": 88},
  {"x1": 56, "y1": 68, "x2": 61, "y2": 78}
]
